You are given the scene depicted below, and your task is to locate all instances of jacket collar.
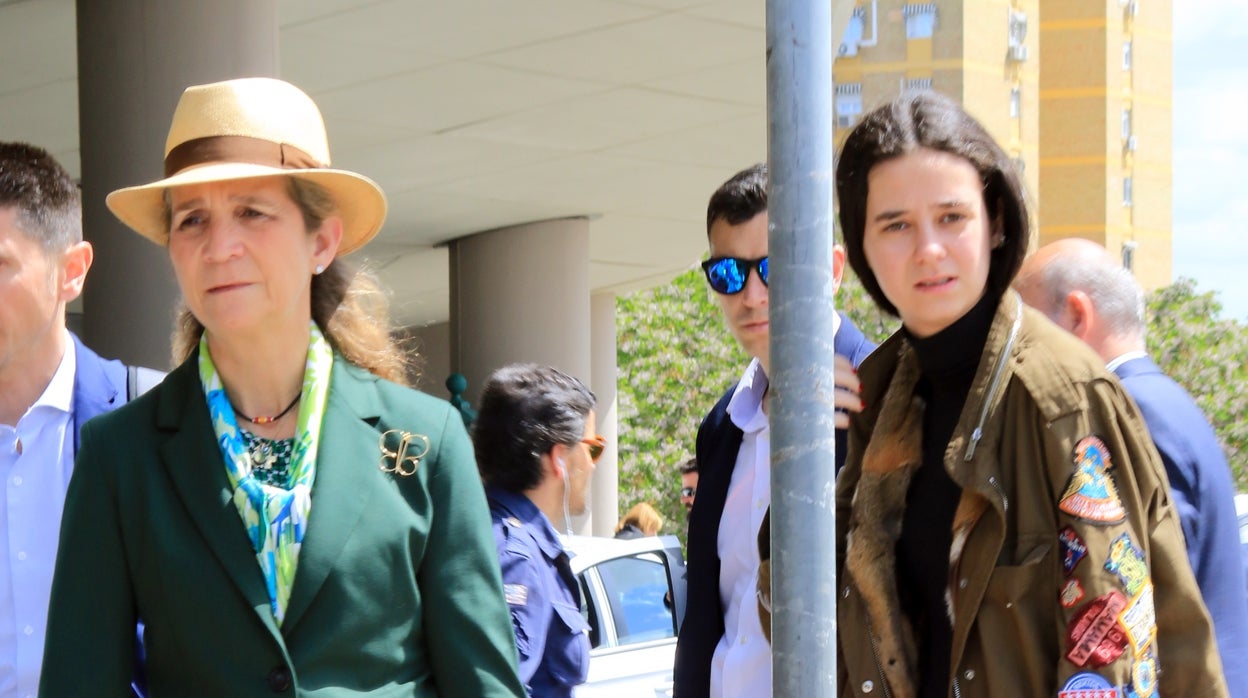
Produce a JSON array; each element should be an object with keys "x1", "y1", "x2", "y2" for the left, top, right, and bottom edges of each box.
[
  {"x1": 70, "y1": 332, "x2": 125, "y2": 450},
  {"x1": 156, "y1": 351, "x2": 384, "y2": 637},
  {"x1": 487, "y1": 486, "x2": 566, "y2": 560}
]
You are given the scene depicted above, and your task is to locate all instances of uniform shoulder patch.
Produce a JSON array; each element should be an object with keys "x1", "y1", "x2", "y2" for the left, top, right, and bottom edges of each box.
[
  {"x1": 1059, "y1": 672, "x2": 1119, "y2": 698},
  {"x1": 1059, "y1": 436, "x2": 1127, "y2": 524},
  {"x1": 1059, "y1": 526, "x2": 1089, "y2": 576},
  {"x1": 504, "y1": 583, "x2": 529, "y2": 606},
  {"x1": 1066, "y1": 590, "x2": 1129, "y2": 668}
]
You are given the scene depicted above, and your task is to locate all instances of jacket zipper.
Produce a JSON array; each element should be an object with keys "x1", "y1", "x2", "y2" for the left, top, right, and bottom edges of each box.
[
  {"x1": 963, "y1": 296, "x2": 1024, "y2": 464},
  {"x1": 953, "y1": 675, "x2": 962, "y2": 698},
  {"x1": 865, "y1": 630, "x2": 894, "y2": 698}
]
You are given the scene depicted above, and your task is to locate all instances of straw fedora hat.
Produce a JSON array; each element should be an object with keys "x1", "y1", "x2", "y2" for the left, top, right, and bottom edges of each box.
[{"x1": 106, "y1": 77, "x2": 386, "y2": 255}]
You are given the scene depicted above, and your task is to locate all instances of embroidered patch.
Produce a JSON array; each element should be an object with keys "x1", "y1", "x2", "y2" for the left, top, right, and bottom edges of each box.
[
  {"x1": 1061, "y1": 578, "x2": 1086, "y2": 608},
  {"x1": 1117, "y1": 583, "x2": 1157, "y2": 655},
  {"x1": 1104, "y1": 533, "x2": 1150, "y2": 597},
  {"x1": 1059, "y1": 526, "x2": 1089, "y2": 576},
  {"x1": 1125, "y1": 649, "x2": 1157, "y2": 698},
  {"x1": 1066, "y1": 590, "x2": 1129, "y2": 668},
  {"x1": 504, "y1": 583, "x2": 528, "y2": 606},
  {"x1": 1059, "y1": 436, "x2": 1127, "y2": 524},
  {"x1": 1059, "y1": 672, "x2": 1119, "y2": 698}
]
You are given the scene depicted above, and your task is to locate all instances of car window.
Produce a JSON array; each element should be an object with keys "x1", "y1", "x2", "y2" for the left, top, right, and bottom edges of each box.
[
  {"x1": 594, "y1": 552, "x2": 677, "y2": 645},
  {"x1": 578, "y1": 575, "x2": 602, "y2": 649}
]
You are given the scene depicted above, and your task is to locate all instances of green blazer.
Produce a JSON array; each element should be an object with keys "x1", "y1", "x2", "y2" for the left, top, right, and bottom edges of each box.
[{"x1": 40, "y1": 354, "x2": 525, "y2": 697}]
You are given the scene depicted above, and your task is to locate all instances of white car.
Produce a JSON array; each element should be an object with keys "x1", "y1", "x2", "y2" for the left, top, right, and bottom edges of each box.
[{"x1": 565, "y1": 534, "x2": 686, "y2": 698}]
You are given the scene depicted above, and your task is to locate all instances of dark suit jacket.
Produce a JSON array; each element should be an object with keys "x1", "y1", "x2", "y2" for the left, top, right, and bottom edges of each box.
[
  {"x1": 41, "y1": 354, "x2": 526, "y2": 698},
  {"x1": 673, "y1": 314, "x2": 875, "y2": 696},
  {"x1": 1115, "y1": 356, "x2": 1248, "y2": 697}
]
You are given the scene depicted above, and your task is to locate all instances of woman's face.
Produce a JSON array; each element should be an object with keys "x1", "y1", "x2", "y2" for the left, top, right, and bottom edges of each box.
[
  {"x1": 167, "y1": 176, "x2": 340, "y2": 339},
  {"x1": 862, "y1": 148, "x2": 1002, "y2": 338}
]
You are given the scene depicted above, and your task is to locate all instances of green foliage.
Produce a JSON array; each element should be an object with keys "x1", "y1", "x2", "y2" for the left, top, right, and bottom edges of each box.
[
  {"x1": 614, "y1": 267, "x2": 897, "y2": 541},
  {"x1": 1145, "y1": 277, "x2": 1248, "y2": 489}
]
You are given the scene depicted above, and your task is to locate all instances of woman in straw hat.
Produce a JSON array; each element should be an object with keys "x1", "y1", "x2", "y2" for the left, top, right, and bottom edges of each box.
[{"x1": 40, "y1": 78, "x2": 526, "y2": 697}]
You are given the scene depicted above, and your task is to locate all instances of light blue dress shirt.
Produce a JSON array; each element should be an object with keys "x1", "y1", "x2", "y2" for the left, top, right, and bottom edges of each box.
[{"x1": 0, "y1": 341, "x2": 75, "y2": 698}]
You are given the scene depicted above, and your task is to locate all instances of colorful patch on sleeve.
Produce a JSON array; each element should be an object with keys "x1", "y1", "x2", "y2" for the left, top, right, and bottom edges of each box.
[
  {"x1": 1061, "y1": 578, "x2": 1086, "y2": 608},
  {"x1": 504, "y1": 583, "x2": 528, "y2": 606},
  {"x1": 1059, "y1": 672, "x2": 1119, "y2": 698},
  {"x1": 1104, "y1": 533, "x2": 1150, "y2": 597},
  {"x1": 1117, "y1": 583, "x2": 1157, "y2": 655},
  {"x1": 1125, "y1": 649, "x2": 1157, "y2": 698},
  {"x1": 1059, "y1": 436, "x2": 1127, "y2": 524},
  {"x1": 1066, "y1": 590, "x2": 1129, "y2": 668},
  {"x1": 1059, "y1": 526, "x2": 1089, "y2": 576}
]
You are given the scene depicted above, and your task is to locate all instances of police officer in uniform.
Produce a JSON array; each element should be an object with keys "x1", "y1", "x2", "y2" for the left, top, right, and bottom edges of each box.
[{"x1": 473, "y1": 364, "x2": 604, "y2": 697}]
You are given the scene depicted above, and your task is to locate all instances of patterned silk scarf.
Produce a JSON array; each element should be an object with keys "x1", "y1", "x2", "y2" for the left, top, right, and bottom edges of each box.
[{"x1": 198, "y1": 323, "x2": 333, "y2": 625}]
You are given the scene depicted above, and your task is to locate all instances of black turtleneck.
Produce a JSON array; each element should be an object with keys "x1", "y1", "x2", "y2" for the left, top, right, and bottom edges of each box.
[{"x1": 895, "y1": 292, "x2": 997, "y2": 698}]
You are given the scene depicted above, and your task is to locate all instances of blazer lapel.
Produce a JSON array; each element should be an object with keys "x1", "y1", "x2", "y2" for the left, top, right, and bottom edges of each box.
[
  {"x1": 157, "y1": 360, "x2": 281, "y2": 638},
  {"x1": 280, "y1": 359, "x2": 382, "y2": 634}
]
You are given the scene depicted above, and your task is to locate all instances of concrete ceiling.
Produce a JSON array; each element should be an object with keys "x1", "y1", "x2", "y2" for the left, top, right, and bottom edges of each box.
[{"x1": 0, "y1": 0, "x2": 770, "y2": 326}]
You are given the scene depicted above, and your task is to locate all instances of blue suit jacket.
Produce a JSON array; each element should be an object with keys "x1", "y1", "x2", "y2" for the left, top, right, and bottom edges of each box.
[
  {"x1": 1115, "y1": 356, "x2": 1248, "y2": 697},
  {"x1": 673, "y1": 314, "x2": 875, "y2": 697},
  {"x1": 69, "y1": 332, "x2": 128, "y2": 452}
]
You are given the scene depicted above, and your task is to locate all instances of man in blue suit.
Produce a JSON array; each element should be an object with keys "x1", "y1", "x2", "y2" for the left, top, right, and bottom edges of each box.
[
  {"x1": 0, "y1": 142, "x2": 135, "y2": 697},
  {"x1": 1016, "y1": 238, "x2": 1248, "y2": 698},
  {"x1": 673, "y1": 164, "x2": 874, "y2": 698}
]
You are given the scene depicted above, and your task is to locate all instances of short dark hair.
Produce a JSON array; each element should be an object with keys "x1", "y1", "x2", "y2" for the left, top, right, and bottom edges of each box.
[
  {"x1": 0, "y1": 142, "x2": 81, "y2": 255},
  {"x1": 679, "y1": 456, "x2": 697, "y2": 475},
  {"x1": 706, "y1": 163, "x2": 768, "y2": 235},
  {"x1": 835, "y1": 92, "x2": 1029, "y2": 317},
  {"x1": 473, "y1": 363, "x2": 596, "y2": 493}
]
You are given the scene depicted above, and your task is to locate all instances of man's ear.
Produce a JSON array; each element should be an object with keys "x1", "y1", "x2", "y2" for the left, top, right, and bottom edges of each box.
[
  {"x1": 832, "y1": 244, "x2": 847, "y2": 294},
  {"x1": 1063, "y1": 290, "x2": 1096, "y2": 340},
  {"x1": 543, "y1": 443, "x2": 570, "y2": 481},
  {"x1": 58, "y1": 241, "x2": 93, "y2": 303}
]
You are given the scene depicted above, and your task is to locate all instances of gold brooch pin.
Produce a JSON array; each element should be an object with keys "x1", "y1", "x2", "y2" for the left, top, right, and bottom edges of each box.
[{"x1": 379, "y1": 429, "x2": 430, "y2": 477}]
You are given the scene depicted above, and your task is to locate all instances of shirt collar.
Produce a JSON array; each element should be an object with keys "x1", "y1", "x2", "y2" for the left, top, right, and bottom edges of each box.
[
  {"x1": 29, "y1": 329, "x2": 76, "y2": 416},
  {"x1": 1106, "y1": 350, "x2": 1148, "y2": 374},
  {"x1": 727, "y1": 357, "x2": 769, "y2": 433},
  {"x1": 486, "y1": 485, "x2": 566, "y2": 560}
]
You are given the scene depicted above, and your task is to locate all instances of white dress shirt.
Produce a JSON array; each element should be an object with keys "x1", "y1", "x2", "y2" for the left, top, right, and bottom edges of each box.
[
  {"x1": 710, "y1": 358, "x2": 772, "y2": 698},
  {"x1": 0, "y1": 339, "x2": 76, "y2": 698}
]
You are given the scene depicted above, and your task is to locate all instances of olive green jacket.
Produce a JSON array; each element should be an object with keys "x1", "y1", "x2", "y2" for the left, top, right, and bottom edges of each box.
[
  {"x1": 40, "y1": 355, "x2": 525, "y2": 697},
  {"x1": 835, "y1": 295, "x2": 1226, "y2": 698}
]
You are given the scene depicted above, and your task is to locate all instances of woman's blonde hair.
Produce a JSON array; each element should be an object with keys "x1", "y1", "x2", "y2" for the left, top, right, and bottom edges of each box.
[
  {"x1": 615, "y1": 502, "x2": 665, "y2": 537},
  {"x1": 169, "y1": 177, "x2": 414, "y2": 385}
]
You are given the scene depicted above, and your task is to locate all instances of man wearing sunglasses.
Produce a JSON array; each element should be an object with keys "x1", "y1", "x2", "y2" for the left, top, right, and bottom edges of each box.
[
  {"x1": 679, "y1": 456, "x2": 698, "y2": 514},
  {"x1": 674, "y1": 163, "x2": 875, "y2": 698},
  {"x1": 473, "y1": 363, "x2": 604, "y2": 698}
]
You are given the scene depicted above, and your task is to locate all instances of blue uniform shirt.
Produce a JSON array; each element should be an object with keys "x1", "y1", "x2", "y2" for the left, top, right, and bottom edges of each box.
[{"x1": 487, "y1": 487, "x2": 590, "y2": 697}]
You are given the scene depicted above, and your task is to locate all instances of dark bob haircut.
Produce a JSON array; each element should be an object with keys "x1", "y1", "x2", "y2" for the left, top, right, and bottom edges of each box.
[
  {"x1": 472, "y1": 363, "x2": 596, "y2": 494},
  {"x1": 834, "y1": 91, "x2": 1029, "y2": 317}
]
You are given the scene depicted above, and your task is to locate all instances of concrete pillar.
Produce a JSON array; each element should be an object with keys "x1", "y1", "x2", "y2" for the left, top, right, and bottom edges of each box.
[
  {"x1": 590, "y1": 292, "x2": 620, "y2": 538},
  {"x1": 449, "y1": 217, "x2": 593, "y2": 532},
  {"x1": 76, "y1": 0, "x2": 278, "y2": 368}
]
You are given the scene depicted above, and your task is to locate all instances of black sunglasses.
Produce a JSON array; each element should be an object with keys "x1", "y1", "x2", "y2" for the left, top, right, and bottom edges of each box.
[
  {"x1": 701, "y1": 256, "x2": 769, "y2": 295},
  {"x1": 680, "y1": 487, "x2": 696, "y2": 498}
]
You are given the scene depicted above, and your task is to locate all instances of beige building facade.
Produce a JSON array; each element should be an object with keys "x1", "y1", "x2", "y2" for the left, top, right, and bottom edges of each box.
[{"x1": 832, "y1": 0, "x2": 1172, "y2": 288}]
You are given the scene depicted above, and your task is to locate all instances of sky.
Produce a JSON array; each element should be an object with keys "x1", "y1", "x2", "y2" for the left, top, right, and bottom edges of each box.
[{"x1": 1172, "y1": 1, "x2": 1248, "y2": 320}]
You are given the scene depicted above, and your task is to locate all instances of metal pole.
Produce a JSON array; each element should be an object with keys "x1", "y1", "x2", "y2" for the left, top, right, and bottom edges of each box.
[{"x1": 766, "y1": 1, "x2": 855, "y2": 694}]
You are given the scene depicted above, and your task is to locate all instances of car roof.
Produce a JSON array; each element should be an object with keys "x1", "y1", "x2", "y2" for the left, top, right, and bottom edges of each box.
[{"x1": 562, "y1": 534, "x2": 682, "y2": 572}]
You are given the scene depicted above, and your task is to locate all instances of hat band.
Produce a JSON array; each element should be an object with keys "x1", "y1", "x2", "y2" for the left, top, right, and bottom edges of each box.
[{"x1": 164, "y1": 136, "x2": 324, "y2": 178}]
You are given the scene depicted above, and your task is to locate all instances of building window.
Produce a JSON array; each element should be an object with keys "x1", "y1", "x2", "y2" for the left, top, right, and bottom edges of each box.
[
  {"x1": 904, "y1": 4, "x2": 937, "y2": 39},
  {"x1": 1007, "y1": 10, "x2": 1028, "y2": 61},
  {"x1": 839, "y1": 7, "x2": 866, "y2": 57},
  {"x1": 1122, "y1": 40, "x2": 1133, "y2": 70},
  {"x1": 1121, "y1": 241, "x2": 1137, "y2": 272},
  {"x1": 1010, "y1": 87, "x2": 1022, "y2": 119},
  {"x1": 1123, "y1": 176, "x2": 1133, "y2": 207},
  {"x1": 835, "y1": 83, "x2": 863, "y2": 129},
  {"x1": 1121, "y1": 108, "x2": 1132, "y2": 139},
  {"x1": 903, "y1": 77, "x2": 932, "y2": 94}
]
